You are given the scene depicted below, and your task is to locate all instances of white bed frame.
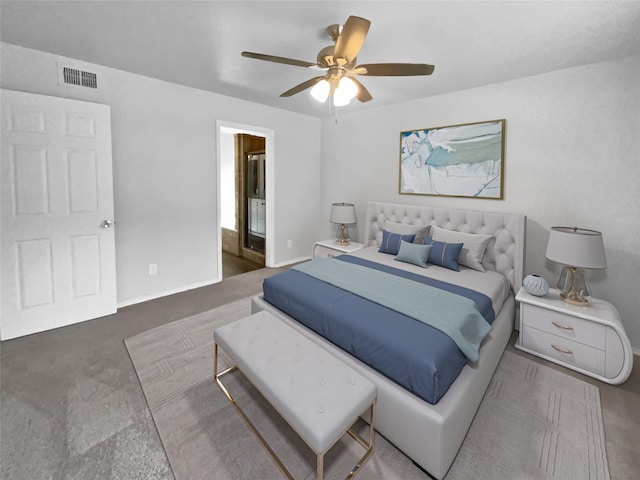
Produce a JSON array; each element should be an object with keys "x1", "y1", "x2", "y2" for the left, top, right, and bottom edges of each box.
[{"x1": 252, "y1": 201, "x2": 526, "y2": 479}]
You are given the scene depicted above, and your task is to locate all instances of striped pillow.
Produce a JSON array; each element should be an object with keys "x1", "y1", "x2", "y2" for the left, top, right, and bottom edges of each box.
[
  {"x1": 424, "y1": 236, "x2": 463, "y2": 271},
  {"x1": 378, "y1": 230, "x2": 416, "y2": 255}
]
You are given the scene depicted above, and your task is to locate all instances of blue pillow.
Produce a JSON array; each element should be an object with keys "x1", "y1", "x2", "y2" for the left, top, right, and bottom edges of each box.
[
  {"x1": 424, "y1": 236, "x2": 463, "y2": 271},
  {"x1": 379, "y1": 230, "x2": 416, "y2": 255},
  {"x1": 394, "y1": 241, "x2": 432, "y2": 268}
]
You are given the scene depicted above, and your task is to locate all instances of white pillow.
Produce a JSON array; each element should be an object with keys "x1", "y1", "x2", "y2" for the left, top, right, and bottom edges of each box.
[
  {"x1": 430, "y1": 225, "x2": 492, "y2": 272},
  {"x1": 384, "y1": 220, "x2": 430, "y2": 244}
]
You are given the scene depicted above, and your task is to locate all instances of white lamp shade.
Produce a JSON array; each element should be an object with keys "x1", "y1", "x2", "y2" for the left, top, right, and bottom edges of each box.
[
  {"x1": 333, "y1": 77, "x2": 358, "y2": 106},
  {"x1": 333, "y1": 92, "x2": 351, "y2": 107},
  {"x1": 310, "y1": 79, "x2": 330, "y2": 103},
  {"x1": 311, "y1": 77, "x2": 358, "y2": 106},
  {"x1": 329, "y1": 203, "x2": 357, "y2": 224},
  {"x1": 545, "y1": 227, "x2": 607, "y2": 269}
]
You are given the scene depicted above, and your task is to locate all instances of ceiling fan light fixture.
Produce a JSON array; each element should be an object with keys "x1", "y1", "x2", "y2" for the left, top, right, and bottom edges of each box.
[
  {"x1": 310, "y1": 79, "x2": 330, "y2": 103},
  {"x1": 333, "y1": 77, "x2": 358, "y2": 106},
  {"x1": 339, "y1": 76, "x2": 358, "y2": 97}
]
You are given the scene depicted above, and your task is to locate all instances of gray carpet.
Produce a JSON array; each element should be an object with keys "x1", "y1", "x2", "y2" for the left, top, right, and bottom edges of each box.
[{"x1": 125, "y1": 298, "x2": 610, "y2": 480}]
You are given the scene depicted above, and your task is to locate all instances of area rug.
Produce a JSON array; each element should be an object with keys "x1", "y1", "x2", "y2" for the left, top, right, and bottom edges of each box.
[{"x1": 124, "y1": 297, "x2": 610, "y2": 480}]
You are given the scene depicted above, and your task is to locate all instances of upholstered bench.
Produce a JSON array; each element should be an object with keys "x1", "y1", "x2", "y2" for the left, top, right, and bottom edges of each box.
[{"x1": 214, "y1": 310, "x2": 376, "y2": 480}]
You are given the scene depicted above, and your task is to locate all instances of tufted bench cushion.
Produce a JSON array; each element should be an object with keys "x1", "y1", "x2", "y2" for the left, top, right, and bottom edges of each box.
[{"x1": 214, "y1": 310, "x2": 376, "y2": 479}]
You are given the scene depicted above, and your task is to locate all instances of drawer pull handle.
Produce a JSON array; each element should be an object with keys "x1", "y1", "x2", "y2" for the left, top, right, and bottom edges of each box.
[
  {"x1": 551, "y1": 344, "x2": 573, "y2": 355},
  {"x1": 551, "y1": 321, "x2": 574, "y2": 331}
]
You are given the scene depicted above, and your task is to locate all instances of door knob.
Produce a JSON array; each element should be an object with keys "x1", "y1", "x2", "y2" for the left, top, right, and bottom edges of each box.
[{"x1": 101, "y1": 220, "x2": 114, "y2": 228}]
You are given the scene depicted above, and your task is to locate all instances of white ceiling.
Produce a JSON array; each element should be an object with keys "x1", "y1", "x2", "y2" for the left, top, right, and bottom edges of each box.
[{"x1": 2, "y1": 1, "x2": 640, "y2": 118}]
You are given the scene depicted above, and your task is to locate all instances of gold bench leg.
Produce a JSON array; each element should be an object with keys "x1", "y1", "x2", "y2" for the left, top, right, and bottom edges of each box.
[
  {"x1": 345, "y1": 402, "x2": 376, "y2": 479},
  {"x1": 317, "y1": 453, "x2": 324, "y2": 480},
  {"x1": 214, "y1": 343, "x2": 295, "y2": 480},
  {"x1": 214, "y1": 342, "x2": 376, "y2": 480}
]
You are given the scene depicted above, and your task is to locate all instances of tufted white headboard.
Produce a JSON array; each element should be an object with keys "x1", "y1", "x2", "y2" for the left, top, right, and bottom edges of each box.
[{"x1": 365, "y1": 201, "x2": 526, "y2": 293}]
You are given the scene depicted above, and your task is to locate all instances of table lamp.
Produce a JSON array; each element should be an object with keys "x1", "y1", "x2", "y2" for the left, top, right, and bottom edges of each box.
[
  {"x1": 545, "y1": 226, "x2": 607, "y2": 306},
  {"x1": 329, "y1": 203, "x2": 357, "y2": 245}
]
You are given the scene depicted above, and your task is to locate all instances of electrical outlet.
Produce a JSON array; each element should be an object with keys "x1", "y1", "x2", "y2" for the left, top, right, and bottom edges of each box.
[
  {"x1": 148, "y1": 263, "x2": 158, "y2": 276},
  {"x1": 287, "y1": 240, "x2": 293, "y2": 248}
]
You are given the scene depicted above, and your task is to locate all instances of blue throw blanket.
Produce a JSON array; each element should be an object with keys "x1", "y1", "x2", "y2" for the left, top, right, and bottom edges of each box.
[
  {"x1": 336, "y1": 255, "x2": 496, "y2": 322},
  {"x1": 292, "y1": 258, "x2": 491, "y2": 361}
]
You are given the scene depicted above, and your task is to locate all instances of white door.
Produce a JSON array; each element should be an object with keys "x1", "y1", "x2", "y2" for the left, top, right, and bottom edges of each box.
[{"x1": 1, "y1": 89, "x2": 116, "y2": 340}]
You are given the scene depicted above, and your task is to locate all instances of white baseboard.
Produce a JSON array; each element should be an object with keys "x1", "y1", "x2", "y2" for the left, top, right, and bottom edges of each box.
[
  {"x1": 270, "y1": 255, "x2": 310, "y2": 268},
  {"x1": 115, "y1": 256, "x2": 307, "y2": 309},
  {"x1": 117, "y1": 277, "x2": 222, "y2": 308}
]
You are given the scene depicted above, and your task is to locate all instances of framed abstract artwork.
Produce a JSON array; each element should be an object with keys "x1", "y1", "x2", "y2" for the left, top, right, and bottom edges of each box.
[{"x1": 399, "y1": 119, "x2": 505, "y2": 199}]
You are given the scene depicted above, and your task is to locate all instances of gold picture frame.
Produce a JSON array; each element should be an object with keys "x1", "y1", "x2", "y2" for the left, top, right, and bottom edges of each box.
[{"x1": 399, "y1": 119, "x2": 505, "y2": 199}]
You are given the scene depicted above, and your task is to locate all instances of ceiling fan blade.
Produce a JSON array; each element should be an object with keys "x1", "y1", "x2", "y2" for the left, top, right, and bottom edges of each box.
[
  {"x1": 350, "y1": 78, "x2": 373, "y2": 103},
  {"x1": 242, "y1": 51, "x2": 316, "y2": 68},
  {"x1": 333, "y1": 16, "x2": 371, "y2": 65},
  {"x1": 280, "y1": 76, "x2": 326, "y2": 97},
  {"x1": 356, "y1": 63, "x2": 435, "y2": 76}
]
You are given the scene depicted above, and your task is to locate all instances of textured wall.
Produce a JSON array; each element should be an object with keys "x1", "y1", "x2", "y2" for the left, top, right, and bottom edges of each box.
[
  {"x1": 320, "y1": 55, "x2": 640, "y2": 352},
  {"x1": 1, "y1": 42, "x2": 322, "y2": 306}
]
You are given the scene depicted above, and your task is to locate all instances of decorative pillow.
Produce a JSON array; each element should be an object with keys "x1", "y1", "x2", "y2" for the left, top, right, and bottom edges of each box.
[
  {"x1": 423, "y1": 236, "x2": 463, "y2": 271},
  {"x1": 430, "y1": 225, "x2": 492, "y2": 272},
  {"x1": 378, "y1": 230, "x2": 416, "y2": 255},
  {"x1": 394, "y1": 241, "x2": 432, "y2": 268},
  {"x1": 383, "y1": 220, "x2": 430, "y2": 244}
]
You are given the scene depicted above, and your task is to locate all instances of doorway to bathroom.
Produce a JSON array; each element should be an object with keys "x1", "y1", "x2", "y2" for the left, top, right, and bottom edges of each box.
[
  {"x1": 218, "y1": 122, "x2": 274, "y2": 278},
  {"x1": 243, "y1": 136, "x2": 266, "y2": 257}
]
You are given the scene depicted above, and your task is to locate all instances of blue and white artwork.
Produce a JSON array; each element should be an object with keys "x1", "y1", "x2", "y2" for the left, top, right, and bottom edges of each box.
[{"x1": 399, "y1": 119, "x2": 505, "y2": 199}]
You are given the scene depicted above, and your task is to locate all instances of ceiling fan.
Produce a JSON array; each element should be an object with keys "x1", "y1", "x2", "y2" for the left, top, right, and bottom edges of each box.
[{"x1": 241, "y1": 15, "x2": 435, "y2": 107}]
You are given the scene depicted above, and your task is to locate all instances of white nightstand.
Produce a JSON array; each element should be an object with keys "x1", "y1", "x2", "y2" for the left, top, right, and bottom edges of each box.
[
  {"x1": 515, "y1": 287, "x2": 633, "y2": 385},
  {"x1": 312, "y1": 239, "x2": 364, "y2": 259}
]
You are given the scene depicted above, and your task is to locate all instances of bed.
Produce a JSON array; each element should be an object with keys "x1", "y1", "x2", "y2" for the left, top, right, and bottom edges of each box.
[{"x1": 251, "y1": 201, "x2": 526, "y2": 479}]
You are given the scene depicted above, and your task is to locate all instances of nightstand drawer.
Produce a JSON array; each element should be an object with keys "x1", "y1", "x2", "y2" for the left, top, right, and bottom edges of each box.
[
  {"x1": 521, "y1": 303, "x2": 606, "y2": 350},
  {"x1": 312, "y1": 241, "x2": 364, "y2": 259},
  {"x1": 516, "y1": 287, "x2": 633, "y2": 384},
  {"x1": 313, "y1": 244, "x2": 342, "y2": 259},
  {"x1": 522, "y1": 325, "x2": 606, "y2": 376}
]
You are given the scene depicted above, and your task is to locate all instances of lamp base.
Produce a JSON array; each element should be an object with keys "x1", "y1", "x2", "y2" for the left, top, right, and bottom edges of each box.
[
  {"x1": 557, "y1": 266, "x2": 590, "y2": 306},
  {"x1": 560, "y1": 291, "x2": 589, "y2": 306},
  {"x1": 335, "y1": 223, "x2": 350, "y2": 245}
]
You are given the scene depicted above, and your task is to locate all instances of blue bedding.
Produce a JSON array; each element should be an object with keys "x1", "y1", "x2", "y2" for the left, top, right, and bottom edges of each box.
[
  {"x1": 262, "y1": 255, "x2": 495, "y2": 404},
  {"x1": 292, "y1": 258, "x2": 491, "y2": 361}
]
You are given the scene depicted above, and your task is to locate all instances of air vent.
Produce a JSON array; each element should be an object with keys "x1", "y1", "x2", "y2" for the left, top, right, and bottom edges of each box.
[{"x1": 58, "y1": 63, "x2": 98, "y2": 89}]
